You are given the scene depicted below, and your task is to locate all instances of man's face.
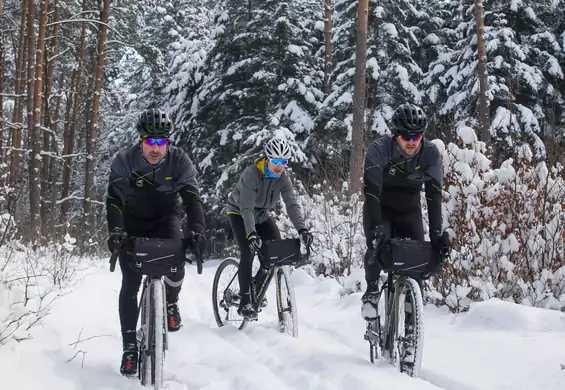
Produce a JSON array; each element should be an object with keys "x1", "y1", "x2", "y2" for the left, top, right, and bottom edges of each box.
[
  {"x1": 396, "y1": 134, "x2": 423, "y2": 156},
  {"x1": 141, "y1": 137, "x2": 168, "y2": 164}
]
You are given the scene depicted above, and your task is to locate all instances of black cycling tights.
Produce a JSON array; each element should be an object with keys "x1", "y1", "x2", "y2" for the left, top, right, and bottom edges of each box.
[
  {"x1": 363, "y1": 203, "x2": 424, "y2": 283},
  {"x1": 228, "y1": 214, "x2": 280, "y2": 303}
]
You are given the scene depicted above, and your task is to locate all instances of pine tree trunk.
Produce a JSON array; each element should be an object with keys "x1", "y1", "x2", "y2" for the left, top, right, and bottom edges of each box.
[
  {"x1": 0, "y1": 24, "x2": 4, "y2": 188},
  {"x1": 60, "y1": 0, "x2": 88, "y2": 226},
  {"x1": 49, "y1": 74, "x2": 64, "y2": 230},
  {"x1": 8, "y1": 2, "x2": 27, "y2": 211},
  {"x1": 26, "y1": 0, "x2": 38, "y2": 241},
  {"x1": 323, "y1": 0, "x2": 333, "y2": 96},
  {"x1": 40, "y1": 0, "x2": 59, "y2": 238},
  {"x1": 83, "y1": 0, "x2": 110, "y2": 234},
  {"x1": 28, "y1": 0, "x2": 49, "y2": 243},
  {"x1": 349, "y1": 0, "x2": 368, "y2": 195},
  {"x1": 474, "y1": 0, "x2": 490, "y2": 144}
]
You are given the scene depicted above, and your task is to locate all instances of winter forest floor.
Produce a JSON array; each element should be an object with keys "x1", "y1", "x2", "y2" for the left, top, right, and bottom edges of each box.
[{"x1": 1, "y1": 258, "x2": 565, "y2": 390}]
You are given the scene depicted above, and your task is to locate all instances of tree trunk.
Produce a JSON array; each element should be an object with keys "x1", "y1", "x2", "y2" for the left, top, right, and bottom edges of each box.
[
  {"x1": 49, "y1": 74, "x2": 64, "y2": 231},
  {"x1": 0, "y1": 22, "x2": 4, "y2": 187},
  {"x1": 323, "y1": 0, "x2": 333, "y2": 96},
  {"x1": 474, "y1": 0, "x2": 490, "y2": 144},
  {"x1": 83, "y1": 0, "x2": 110, "y2": 234},
  {"x1": 60, "y1": 0, "x2": 88, "y2": 225},
  {"x1": 8, "y1": 2, "x2": 27, "y2": 211},
  {"x1": 28, "y1": 0, "x2": 49, "y2": 243},
  {"x1": 349, "y1": 0, "x2": 368, "y2": 195},
  {"x1": 40, "y1": 0, "x2": 60, "y2": 238},
  {"x1": 26, "y1": 0, "x2": 38, "y2": 241}
]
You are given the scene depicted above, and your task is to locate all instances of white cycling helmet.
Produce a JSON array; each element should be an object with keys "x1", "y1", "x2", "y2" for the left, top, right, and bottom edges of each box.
[{"x1": 265, "y1": 137, "x2": 292, "y2": 160}]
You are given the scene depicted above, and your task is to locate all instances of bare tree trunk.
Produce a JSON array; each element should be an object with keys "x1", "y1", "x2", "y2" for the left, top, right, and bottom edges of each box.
[
  {"x1": 474, "y1": 0, "x2": 490, "y2": 144},
  {"x1": 40, "y1": 0, "x2": 59, "y2": 238},
  {"x1": 60, "y1": 0, "x2": 88, "y2": 225},
  {"x1": 0, "y1": 23, "x2": 4, "y2": 187},
  {"x1": 49, "y1": 74, "x2": 64, "y2": 229},
  {"x1": 83, "y1": 0, "x2": 109, "y2": 234},
  {"x1": 323, "y1": 0, "x2": 333, "y2": 96},
  {"x1": 28, "y1": 0, "x2": 49, "y2": 243},
  {"x1": 8, "y1": 2, "x2": 27, "y2": 211},
  {"x1": 349, "y1": 0, "x2": 368, "y2": 195},
  {"x1": 26, "y1": 0, "x2": 37, "y2": 240}
]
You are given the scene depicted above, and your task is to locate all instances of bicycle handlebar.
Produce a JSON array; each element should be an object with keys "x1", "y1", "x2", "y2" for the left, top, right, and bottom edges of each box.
[{"x1": 108, "y1": 235, "x2": 203, "y2": 274}]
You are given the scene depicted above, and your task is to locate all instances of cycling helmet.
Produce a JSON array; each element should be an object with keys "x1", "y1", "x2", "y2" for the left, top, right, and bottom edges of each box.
[
  {"x1": 390, "y1": 103, "x2": 428, "y2": 135},
  {"x1": 265, "y1": 137, "x2": 292, "y2": 160},
  {"x1": 136, "y1": 108, "x2": 173, "y2": 138}
]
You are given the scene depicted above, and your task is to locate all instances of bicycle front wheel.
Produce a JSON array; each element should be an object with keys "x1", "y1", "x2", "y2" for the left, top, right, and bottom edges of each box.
[
  {"x1": 275, "y1": 266, "x2": 298, "y2": 337},
  {"x1": 140, "y1": 279, "x2": 166, "y2": 389},
  {"x1": 212, "y1": 257, "x2": 248, "y2": 330},
  {"x1": 396, "y1": 277, "x2": 424, "y2": 377}
]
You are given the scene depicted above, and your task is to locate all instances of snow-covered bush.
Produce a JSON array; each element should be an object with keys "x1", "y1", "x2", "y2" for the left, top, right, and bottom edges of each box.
[
  {"x1": 0, "y1": 235, "x2": 80, "y2": 347},
  {"x1": 274, "y1": 178, "x2": 366, "y2": 284},
  {"x1": 428, "y1": 125, "x2": 565, "y2": 312}
]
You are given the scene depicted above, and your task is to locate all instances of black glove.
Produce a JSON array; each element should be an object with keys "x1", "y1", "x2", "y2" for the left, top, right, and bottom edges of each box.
[
  {"x1": 247, "y1": 232, "x2": 262, "y2": 252},
  {"x1": 185, "y1": 231, "x2": 206, "y2": 254},
  {"x1": 370, "y1": 225, "x2": 387, "y2": 248},
  {"x1": 430, "y1": 229, "x2": 451, "y2": 252},
  {"x1": 107, "y1": 227, "x2": 124, "y2": 252},
  {"x1": 298, "y1": 228, "x2": 313, "y2": 247}
]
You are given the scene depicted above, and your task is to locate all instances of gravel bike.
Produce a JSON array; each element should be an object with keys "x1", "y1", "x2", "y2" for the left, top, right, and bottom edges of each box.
[
  {"x1": 212, "y1": 238, "x2": 310, "y2": 337},
  {"x1": 109, "y1": 234, "x2": 202, "y2": 388},
  {"x1": 364, "y1": 232, "x2": 448, "y2": 377}
]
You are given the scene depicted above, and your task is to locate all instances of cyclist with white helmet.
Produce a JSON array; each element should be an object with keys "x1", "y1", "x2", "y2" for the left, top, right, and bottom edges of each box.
[{"x1": 226, "y1": 136, "x2": 313, "y2": 320}]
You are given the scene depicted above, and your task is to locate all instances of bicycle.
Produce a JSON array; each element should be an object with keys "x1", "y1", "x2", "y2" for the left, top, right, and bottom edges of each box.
[
  {"x1": 109, "y1": 234, "x2": 202, "y2": 389},
  {"x1": 212, "y1": 237, "x2": 310, "y2": 337},
  {"x1": 363, "y1": 232, "x2": 448, "y2": 377}
]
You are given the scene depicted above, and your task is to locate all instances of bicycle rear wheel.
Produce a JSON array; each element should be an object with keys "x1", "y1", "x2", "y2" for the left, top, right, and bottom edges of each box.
[
  {"x1": 396, "y1": 277, "x2": 424, "y2": 377},
  {"x1": 212, "y1": 257, "x2": 248, "y2": 330},
  {"x1": 275, "y1": 266, "x2": 298, "y2": 337}
]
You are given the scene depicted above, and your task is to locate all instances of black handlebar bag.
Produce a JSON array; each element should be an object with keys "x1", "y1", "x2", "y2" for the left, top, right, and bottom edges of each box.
[
  {"x1": 126, "y1": 237, "x2": 185, "y2": 277},
  {"x1": 259, "y1": 238, "x2": 301, "y2": 267},
  {"x1": 378, "y1": 238, "x2": 443, "y2": 278}
]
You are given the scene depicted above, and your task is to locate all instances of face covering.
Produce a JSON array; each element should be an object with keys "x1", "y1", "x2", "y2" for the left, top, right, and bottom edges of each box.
[{"x1": 264, "y1": 161, "x2": 281, "y2": 178}]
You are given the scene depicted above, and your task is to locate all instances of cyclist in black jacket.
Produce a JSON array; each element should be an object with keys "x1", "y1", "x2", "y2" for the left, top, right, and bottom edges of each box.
[
  {"x1": 361, "y1": 103, "x2": 450, "y2": 321},
  {"x1": 105, "y1": 108, "x2": 206, "y2": 377}
]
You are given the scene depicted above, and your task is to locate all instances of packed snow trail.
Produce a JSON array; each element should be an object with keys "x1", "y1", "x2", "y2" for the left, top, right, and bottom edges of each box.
[{"x1": 2, "y1": 259, "x2": 565, "y2": 390}]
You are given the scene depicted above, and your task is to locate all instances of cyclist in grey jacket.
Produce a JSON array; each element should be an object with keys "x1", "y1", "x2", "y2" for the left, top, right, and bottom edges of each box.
[
  {"x1": 361, "y1": 103, "x2": 450, "y2": 321},
  {"x1": 226, "y1": 137, "x2": 313, "y2": 320}
]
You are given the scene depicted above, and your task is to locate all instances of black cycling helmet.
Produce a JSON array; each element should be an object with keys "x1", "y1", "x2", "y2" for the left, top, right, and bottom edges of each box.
[
  {"x1": 136, "y1": 108, "x2": 173, "y2": 138},
  {"x1": 390, "y1": 103, "x2": 428, "y2": 135}
]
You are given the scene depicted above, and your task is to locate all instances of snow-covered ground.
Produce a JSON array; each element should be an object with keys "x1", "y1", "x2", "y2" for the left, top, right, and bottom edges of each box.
[{"x1": 2, "y1": 258, "x2": 565, "y2": 390}]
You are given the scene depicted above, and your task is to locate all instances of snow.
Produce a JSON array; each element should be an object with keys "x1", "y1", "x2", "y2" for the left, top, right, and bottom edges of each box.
[{"x1": 2, "y1": 258, "x2": 565, "y2": 390}]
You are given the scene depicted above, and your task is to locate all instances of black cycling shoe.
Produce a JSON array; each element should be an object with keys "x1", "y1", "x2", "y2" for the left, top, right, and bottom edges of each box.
[
  {"x1": 120, "y1": 343, "x2": 139, "y2": 377},
  {"x1": 167, "y1": 302, "x2": 182, "y2": 332}
]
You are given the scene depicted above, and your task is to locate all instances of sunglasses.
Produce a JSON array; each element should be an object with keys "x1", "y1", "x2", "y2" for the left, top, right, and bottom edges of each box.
[
  {"x1": 142, "y1": 137, "x2": 169, "y2": 146},
  {"x1": 269, "y1": 158, "x2": 288, "y2": 166},
  {"x1": 398, "y1": 134, "x2": 423, "y2": 142}
]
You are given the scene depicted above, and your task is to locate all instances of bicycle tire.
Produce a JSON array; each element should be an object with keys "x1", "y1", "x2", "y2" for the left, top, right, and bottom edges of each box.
[
  {"x1": 139, "y1": 281, "x2": 152, "y2": 386},
  {"x1": 397, "y1": 277, "x2": 424, "y2": 377},
  {"x1": 275, "y1": 266, "x2": 298, "y2": 337},
  {"x1": 212, "y1": 257, "x2": 248, "y2": 330},
  {"x1": 152, "y1": 280, "x2": 166, "y2": 388}
]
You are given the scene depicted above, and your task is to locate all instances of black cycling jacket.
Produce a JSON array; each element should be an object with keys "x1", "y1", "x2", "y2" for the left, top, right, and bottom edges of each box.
[
  {"x1": 363, "y1": 136, "x2": 443, "y2": 232},
  {"x1": 105, "y1": 144, "x2": 205, "y2": 235}
]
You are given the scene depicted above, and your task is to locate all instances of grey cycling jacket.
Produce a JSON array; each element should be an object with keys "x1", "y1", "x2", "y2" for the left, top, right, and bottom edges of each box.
[{"x1": 226, "y1": 159, "x2": 306, "y2": 235}]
